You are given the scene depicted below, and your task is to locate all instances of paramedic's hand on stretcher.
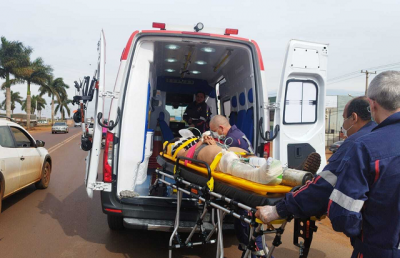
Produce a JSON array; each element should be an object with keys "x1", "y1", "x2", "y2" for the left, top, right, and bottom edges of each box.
[{"x1": 255, "y1": 206, "x2": 280, "y2": 223}]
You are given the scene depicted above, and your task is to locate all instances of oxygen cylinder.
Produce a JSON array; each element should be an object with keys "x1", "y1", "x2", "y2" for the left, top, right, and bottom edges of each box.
[{"x1": 282, "y1": 168, "x2": 314, "y2": 187}]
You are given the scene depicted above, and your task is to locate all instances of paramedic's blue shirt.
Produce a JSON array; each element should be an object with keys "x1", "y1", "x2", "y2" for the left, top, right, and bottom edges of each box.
[
  {"x1": 226, "y1": 125, "x2": 252, "y2": 152},
  {"x1": 275, "y1": 121, "x2": 376, "y2": 219}
]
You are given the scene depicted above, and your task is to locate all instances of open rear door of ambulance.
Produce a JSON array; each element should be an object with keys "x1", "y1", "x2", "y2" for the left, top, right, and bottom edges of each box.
[
  {"x1": 273, "y1": 40, "x2": 328, "y2": 172},
  {"x1": 85, "y1": 30, "x2": 111, "y2": 198}
]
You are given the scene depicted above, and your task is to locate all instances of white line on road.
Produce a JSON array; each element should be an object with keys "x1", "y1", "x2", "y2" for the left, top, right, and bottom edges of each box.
[{"x1": 48, "y1": 133, "x2": 81, "y2": 154}]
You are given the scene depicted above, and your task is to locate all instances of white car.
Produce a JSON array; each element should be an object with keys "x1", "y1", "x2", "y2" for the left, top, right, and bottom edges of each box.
[
  {"x1": 0, "y1": 117, "x2": 52, "y2": 213},
  {"x1": 52, "y1": 122, "x2": 69, "y2": 134},
  {"x1": 87, "y1": 123, "x2": 94, "y2": 136}
]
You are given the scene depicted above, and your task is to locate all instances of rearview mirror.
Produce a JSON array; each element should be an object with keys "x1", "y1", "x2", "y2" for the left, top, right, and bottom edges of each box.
[{"x1": 36, "y1": 140, "x2": 45, "y2": 147}]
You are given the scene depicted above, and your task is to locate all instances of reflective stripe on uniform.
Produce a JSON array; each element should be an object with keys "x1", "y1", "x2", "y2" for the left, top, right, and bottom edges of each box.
[
  {"x1": 329, "y1": 189, "x2": 364, "y2": 213},
  {"x1": 200, "y1": 116, "x2": 206, "y2": 121},
  {"x1": 241, "y1": 135, "x2": 254, "y2": 154},
  {"x1": 319, "y1": 170, "x2": 337, "y2": 187}
]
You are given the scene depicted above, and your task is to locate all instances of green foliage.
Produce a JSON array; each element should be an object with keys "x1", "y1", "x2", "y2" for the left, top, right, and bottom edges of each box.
[{"x1": 0, "y1": 91, "x2": 23, "y2": 113}]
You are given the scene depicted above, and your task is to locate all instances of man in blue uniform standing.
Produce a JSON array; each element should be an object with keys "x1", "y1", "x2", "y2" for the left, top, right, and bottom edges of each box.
[
  {"x1": 183, "y1": 91, "x2": 212, "y2": 135},
  {"x1": 256, "y1": 71, "x2": 400, "y2": 258},
  {"x1": 209, "y1": 115, "x2": 254, "y2": 153}
]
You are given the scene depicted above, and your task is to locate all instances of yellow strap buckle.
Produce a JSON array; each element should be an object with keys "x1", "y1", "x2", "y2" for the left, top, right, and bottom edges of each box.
[{"x1": 207, "y1": 177, "x2": 214, "y2": 192}]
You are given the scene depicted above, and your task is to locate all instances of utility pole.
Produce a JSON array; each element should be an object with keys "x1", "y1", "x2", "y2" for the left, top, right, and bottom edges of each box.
[{"x1": 361, "y1": 70, "x2": 377, "y2": 95}]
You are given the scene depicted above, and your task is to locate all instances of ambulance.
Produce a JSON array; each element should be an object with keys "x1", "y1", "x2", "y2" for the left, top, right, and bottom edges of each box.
[{"x1": 83, "y1": 22, "x2": 328, "y2": 230}]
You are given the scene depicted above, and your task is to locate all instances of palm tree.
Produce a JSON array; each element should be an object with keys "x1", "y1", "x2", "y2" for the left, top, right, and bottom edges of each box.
[
  {"x1": 21, "y1": 95, "x2": 47, "y2": 116},
  {"x1": 0, "y1": 91, "x2": 23, "y2": 114},
  {"x1": 18, "y1": 57, "x2": 52, "y2": 129},
  {"x1": 39, "y1": 76, "x2": 69, "y2": 124},
  {"x1": 55, "y1": 94, "x2": 71, "y2": 120},
  {"x1": 0, "y1": 36, "x2": 32, "y2": 117}
]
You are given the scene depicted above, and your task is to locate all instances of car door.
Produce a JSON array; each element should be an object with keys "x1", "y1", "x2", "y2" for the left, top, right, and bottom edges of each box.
[
  {"x1": 273, "y1": 40, "x2": 328, "y2": 172},
  {"x1": 10, "y1": 126, "x2": 42, "y2": 188},
  {"x1": 0, "y1": 126, "x2": 21, "y2": 197}
]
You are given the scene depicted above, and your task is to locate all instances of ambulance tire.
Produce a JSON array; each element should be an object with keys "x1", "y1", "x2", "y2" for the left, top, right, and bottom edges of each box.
[{"x1": 107, "y1": 214, "x2": 124, "y2": 230}]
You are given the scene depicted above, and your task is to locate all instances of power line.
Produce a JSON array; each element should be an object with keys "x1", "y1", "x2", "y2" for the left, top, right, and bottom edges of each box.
[
  {"x1": 328, "y1": 61, "x2": 400, "y2": 82},
  {"x1": 327, "y1": 65, "x2": 400, "y2": 85}
]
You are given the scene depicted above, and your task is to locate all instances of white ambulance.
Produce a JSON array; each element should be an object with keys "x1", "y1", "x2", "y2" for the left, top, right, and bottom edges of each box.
[{"x1": 84, "y1": 22, "x2": 328, "y2": 230}]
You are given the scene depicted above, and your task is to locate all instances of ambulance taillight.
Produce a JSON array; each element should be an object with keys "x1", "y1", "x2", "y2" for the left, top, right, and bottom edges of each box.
[{"x1": 103, "y1": 132, "x2": 114, "y2": 183}]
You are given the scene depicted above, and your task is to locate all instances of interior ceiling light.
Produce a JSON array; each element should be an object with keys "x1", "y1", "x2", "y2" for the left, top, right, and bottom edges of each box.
[
  {"x1": 166, "y1": 44, "x2": 180, "y2": 50},
  {"x1": 191, "y1": 71, "x2": 201, "y2": 74},
  {"x1": 165, "y1": 58, "x2": 177, "y2": 63},
  {"x1": 195, "y1": 60, "x2": 207, "y2": 65},
  {"x1": 201, "y1": 47, "x2": 215, "y2": 53},
  {"x1": 165, "y1": 69, "x2": 175, "y2": 73}
]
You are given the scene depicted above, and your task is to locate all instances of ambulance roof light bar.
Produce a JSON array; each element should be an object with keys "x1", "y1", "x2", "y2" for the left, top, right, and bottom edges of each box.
[
  {"x1": 152, "y1": 22, "x2": 166, "y2": 30},
  {"x1": 225, "y1": 28, "x2": 239, "y2": 35}
]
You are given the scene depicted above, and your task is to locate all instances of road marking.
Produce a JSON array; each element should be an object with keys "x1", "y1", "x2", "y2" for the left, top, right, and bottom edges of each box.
[{"x1": 48, "y1": 133, "x2": 81, "y2": 154}]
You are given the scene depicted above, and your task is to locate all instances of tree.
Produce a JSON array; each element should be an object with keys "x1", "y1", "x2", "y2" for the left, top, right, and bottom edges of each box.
[
  {"x1": 0, "y1": 90, "x2": 23, "y2": 114},
  {"x1": 39, "y1": 76, "x2": 69, "y2": 124},
  {"x1": 22, "y1": 95, "x2": 46, "y2": 115},
  {"x1": 18, "y1": 57, "x2": 52, "y2": 129},
  {"x1": 0, "y1": 36, "x2": 31, "y2": 118},
  {"x1": 55, "y1": 94, "x2": 71, "y2": 120}
]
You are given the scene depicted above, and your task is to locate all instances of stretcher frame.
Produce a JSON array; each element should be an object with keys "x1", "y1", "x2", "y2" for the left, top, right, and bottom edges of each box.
[{"x1": 156, "y1": 155, "x2": 320, "y2": 258}]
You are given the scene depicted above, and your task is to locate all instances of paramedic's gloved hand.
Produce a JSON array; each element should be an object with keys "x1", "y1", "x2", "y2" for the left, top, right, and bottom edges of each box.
[{"x1": 255, "y1": 206, "x2": 280, "y2": 223}]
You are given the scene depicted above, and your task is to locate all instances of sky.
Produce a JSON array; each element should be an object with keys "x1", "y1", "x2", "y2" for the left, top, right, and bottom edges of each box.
[{"x1": 1, "y1": 0, "x2": 400, "y2": 119}]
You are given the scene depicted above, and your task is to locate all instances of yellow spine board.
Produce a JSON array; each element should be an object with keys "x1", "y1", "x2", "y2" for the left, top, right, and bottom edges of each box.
[{"x1": 161, "y1": 153, "x2": 292, "y2": 195}]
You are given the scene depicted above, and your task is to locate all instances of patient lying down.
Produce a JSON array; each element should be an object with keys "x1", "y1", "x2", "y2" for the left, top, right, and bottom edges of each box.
[{"x1": 168, "y1": 131, "x2": 283, "y2": 185}]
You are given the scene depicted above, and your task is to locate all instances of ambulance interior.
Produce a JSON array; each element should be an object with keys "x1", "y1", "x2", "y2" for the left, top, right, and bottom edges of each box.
[
  {"x1": 128, "y1": 36, "x2": 260, "y2": 196},
  {"x1": 148, "y1": 38, "x2": 257, "y2": 144}
]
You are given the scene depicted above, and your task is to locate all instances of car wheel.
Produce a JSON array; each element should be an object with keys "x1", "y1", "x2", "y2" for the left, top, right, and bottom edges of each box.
[
  {"x1": 35, "y1": 160, "x2": 51, "y2": 189},
  {"x1": 107, "y1": 214, "x2": 124, "y2": 230}
]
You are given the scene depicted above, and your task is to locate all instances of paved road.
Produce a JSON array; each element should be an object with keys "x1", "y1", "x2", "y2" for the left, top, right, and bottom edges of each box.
[{"x1": 0, "y1": 127, "x2": 352, "y2": 257}]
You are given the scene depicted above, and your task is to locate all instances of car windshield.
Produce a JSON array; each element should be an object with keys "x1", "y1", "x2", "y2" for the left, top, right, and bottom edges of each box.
[{"x1": 54, "y1": 123, "x2": 65, "y2": 126}]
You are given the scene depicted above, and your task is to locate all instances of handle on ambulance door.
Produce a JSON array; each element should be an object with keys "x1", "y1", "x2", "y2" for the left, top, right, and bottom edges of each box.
[
  {"x1": 258, "y1": 117, "x2": 280, "y2": 142},
  {"x1": 97, "y1": 107, "x2": 121, "y2": 130}
]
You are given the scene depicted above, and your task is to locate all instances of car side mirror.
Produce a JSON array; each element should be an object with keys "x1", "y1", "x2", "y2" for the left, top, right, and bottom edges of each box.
[{"x1": 36, "y1": 140, "x2": 45, "y2": 147}]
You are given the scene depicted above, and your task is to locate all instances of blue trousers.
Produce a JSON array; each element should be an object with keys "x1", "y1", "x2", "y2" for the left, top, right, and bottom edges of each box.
[{"x1": 234, "y1": 209, "x2": 274, "y2": 258}]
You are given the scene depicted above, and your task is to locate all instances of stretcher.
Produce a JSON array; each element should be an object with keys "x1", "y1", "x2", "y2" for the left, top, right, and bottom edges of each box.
[{"x1": 156, "y1": 145, "x2": 323, "y2": 258}]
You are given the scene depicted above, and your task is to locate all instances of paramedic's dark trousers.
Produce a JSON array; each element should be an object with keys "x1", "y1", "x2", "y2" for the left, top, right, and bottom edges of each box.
[{"x1": 234, "y1": 209, "x2": 273, "y2": 258}]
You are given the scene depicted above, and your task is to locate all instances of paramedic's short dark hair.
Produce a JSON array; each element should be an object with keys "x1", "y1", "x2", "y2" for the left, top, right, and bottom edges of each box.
[
  {"x1": 196, "y1": 91, "x2": 205, "y2": 97},
  {"x1": 346, "y1": 96, "x2": 371, "y2": 121}
]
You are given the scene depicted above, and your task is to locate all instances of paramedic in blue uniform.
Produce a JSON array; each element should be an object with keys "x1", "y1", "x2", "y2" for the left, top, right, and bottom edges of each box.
[
  {"x1": 183, "y1": 91, "x2": 211, "y2": 135},
  {"x1": 209, "y1": 115, "x2": 254, "y2": 153},
  {"x1": 256, "y1": 71, "x2": 400, "y2": 258},
  {"x1": 210, "y1": 115, "x2": 266, "y2": 257}
]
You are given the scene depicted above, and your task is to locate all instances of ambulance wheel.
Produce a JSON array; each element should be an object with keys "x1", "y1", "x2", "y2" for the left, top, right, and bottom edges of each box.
[{"x1": 107, "y1": 214, "x2": 124, "y2": 230}]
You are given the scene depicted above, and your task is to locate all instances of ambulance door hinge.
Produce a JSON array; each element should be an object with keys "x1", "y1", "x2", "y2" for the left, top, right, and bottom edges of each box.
[
  {"x1": 264, "y1": 102, "x2": 279, "y2": 110},
  {"x1": 88, "y1": 182, "x2": 112, "y2": 192},
  {"x1": 100, "y1": 91, "x2": 119, "y2": 99}
]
